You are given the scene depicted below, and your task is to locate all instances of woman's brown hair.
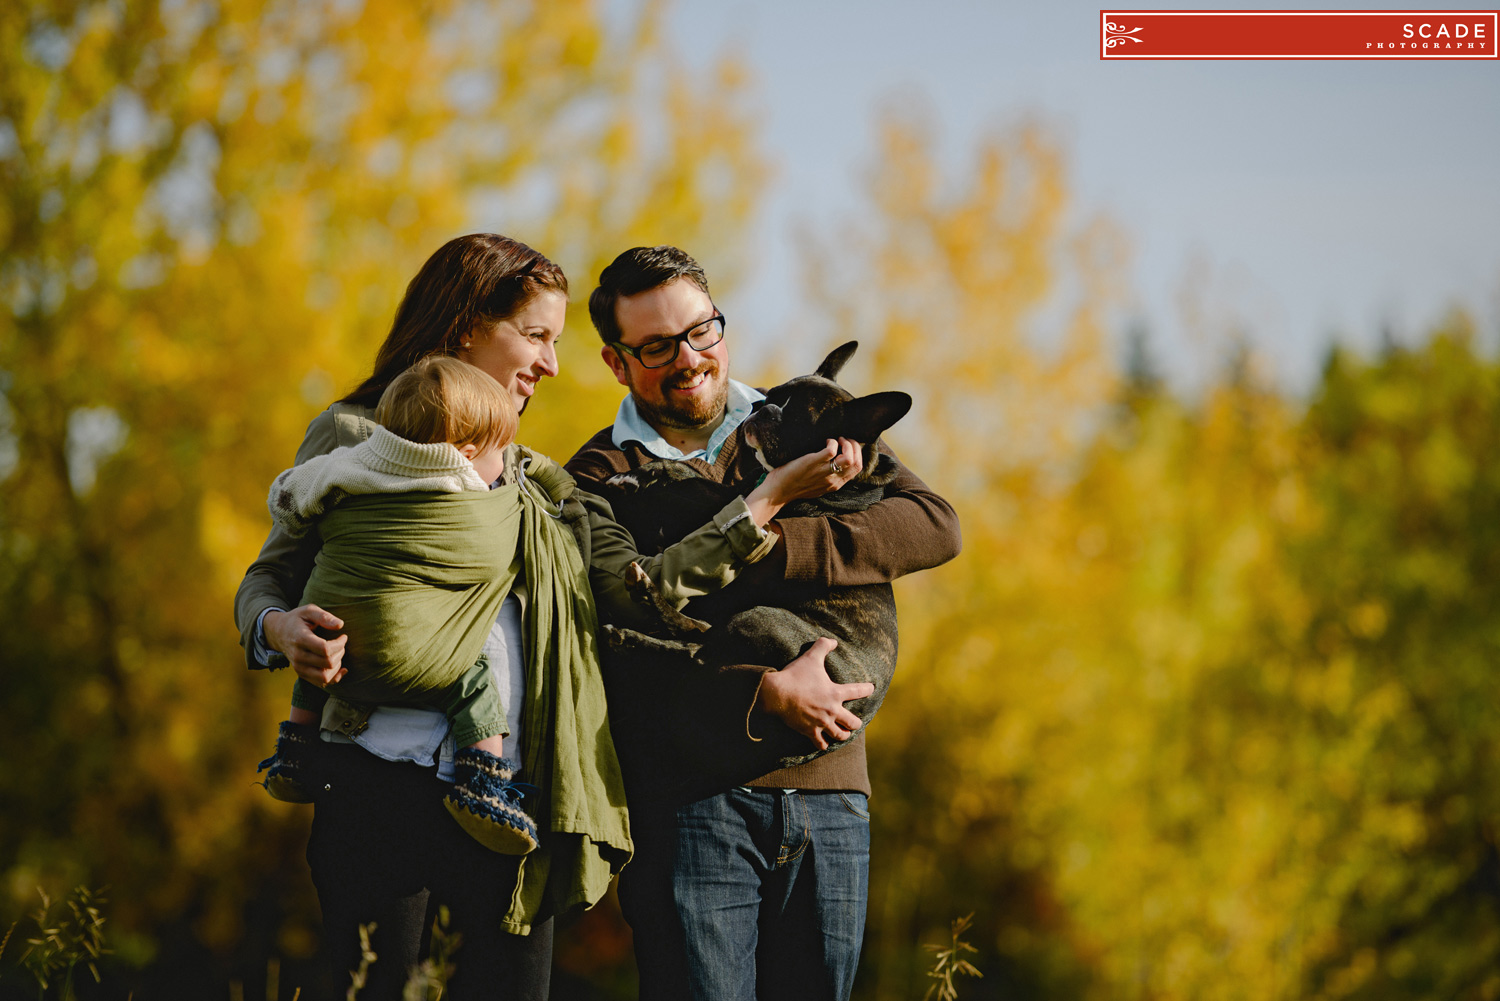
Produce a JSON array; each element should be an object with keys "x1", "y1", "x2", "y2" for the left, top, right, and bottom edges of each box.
[{"x1": 342, "y1": 234, "x2": 568, "y2": 408}]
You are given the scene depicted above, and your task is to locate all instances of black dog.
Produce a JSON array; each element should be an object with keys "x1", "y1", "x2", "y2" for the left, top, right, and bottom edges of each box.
[{"x1": 599, "y1": 341, "x2": 911, "y2": 772}]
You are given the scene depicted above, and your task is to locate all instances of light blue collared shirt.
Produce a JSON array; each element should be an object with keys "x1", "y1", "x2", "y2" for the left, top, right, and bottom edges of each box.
[{"x1": 611, "y1": 379, "x2": 764, "y2": 464}]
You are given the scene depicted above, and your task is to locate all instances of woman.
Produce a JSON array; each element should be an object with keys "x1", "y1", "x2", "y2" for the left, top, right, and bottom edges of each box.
[{"x1": 234, "y1": 234, "x2": 862, "y2": 1001}]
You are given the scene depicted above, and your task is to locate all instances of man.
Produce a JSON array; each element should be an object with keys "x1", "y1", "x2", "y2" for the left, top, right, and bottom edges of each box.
[{"x1": 565, "y1": 246, "x2": 961, "y2": 1001}]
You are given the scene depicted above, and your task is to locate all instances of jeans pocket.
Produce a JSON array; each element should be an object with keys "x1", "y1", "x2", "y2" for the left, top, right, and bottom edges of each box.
[{"x1": 838, "y1": 792, "x2": 870, "y2": 821}]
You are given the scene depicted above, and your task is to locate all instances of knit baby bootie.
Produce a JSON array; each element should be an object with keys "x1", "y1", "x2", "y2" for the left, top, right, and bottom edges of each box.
[
  {"x1": 256, "y1": 720, "x2": 320, "y2": 803},
  {"x1": 444, "y1": 748, "x2": 539, "y2": 855}
]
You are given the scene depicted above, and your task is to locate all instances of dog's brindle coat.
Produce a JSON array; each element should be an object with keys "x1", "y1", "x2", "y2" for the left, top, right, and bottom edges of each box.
[{"x1": 598, "y1": 341, "x2": 912, "y2": 770}]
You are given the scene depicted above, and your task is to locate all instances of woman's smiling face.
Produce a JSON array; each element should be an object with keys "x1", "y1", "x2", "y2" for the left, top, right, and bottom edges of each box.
[{"x1": 457, "y1": 290, "x2": 567, "y2": 414}]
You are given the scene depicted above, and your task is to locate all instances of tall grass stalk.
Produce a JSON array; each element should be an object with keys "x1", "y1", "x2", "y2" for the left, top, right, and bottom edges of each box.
[
  {"x1": 922, "y1": 914, "x2": 982, "y2": 1001},
  {"x1": 345, "y1": 923, "x2": 378, "y2": 1001},
  {"x1": 401, "y1": 907, "x2": 461, "y2": 1001},
  {"x1": 17, "y1": 886, "x2": 111, "y2": 1000}
]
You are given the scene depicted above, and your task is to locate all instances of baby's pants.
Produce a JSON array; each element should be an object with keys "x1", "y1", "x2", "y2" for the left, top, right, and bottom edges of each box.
[{"x1": 290, "y1": 656, "x2": 506, "y2": 747}]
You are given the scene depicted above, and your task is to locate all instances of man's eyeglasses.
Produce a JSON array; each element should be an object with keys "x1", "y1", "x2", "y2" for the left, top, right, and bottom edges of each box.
[{"x1": 610, "y1": 312, "x2": 726, "y2": 369}]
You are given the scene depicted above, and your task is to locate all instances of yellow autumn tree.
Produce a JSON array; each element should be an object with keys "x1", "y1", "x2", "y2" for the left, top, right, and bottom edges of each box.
[
  {"x1": 809, "y1": 113, "x2": 1500, "y2": 1001},
  {"x1": 0, "y1": 0, "x2": 762, "y2": 985},
  {"x1": 798, "y1": 111, "x2": 1125, "y2": 998},
  {"x1": 971, "y1": 327, "x2": 1500, "y2": 1001}
]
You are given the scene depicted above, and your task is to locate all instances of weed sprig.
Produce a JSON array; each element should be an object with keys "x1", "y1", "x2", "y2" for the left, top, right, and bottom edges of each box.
[{"x1": 922, "y1": 913, "x2": 982, "y2": 1001}]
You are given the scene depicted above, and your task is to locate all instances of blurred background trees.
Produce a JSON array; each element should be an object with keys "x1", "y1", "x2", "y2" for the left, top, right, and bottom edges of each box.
[
  {"x1": 1, "y1": 0, "x2": 760, "y2": 994},
  {"x1": 4, "y1": 1, "x2": 1500, "y2": 999}
]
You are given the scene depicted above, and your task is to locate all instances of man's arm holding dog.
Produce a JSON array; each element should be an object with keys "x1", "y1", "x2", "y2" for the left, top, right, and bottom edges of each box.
[
  {"x1": 733, "y1": 444, "x2": 957, "y2": 742},
  {"x1": 663, "y1": 638, "x2": 873, "y2": 750}
]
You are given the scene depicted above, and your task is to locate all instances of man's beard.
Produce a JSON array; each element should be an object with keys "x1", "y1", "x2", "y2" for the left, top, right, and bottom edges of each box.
[{"x1": 633, "y1": 361, "x2": 729, "y2": 433}]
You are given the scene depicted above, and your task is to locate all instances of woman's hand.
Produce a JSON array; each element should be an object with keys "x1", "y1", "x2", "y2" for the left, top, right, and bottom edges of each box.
[
  {"x1": 755, "y1": 637, "x2": 874, "y2": 751},
  {"x1": 744, "y1": 438, "x2": 863, "y2": 528},
  {"x1": 263, "y1": 605, "x2": 349, "y2": 686}
]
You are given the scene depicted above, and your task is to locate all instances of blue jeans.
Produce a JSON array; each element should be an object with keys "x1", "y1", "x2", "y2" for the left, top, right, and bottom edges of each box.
[{"x1": 621, "y1": 787, "x2": 870, "y2": 1001}]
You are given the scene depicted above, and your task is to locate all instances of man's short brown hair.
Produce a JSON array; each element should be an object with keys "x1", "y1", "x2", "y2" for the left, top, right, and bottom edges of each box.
[
  {"x1": 588, "y1": 245, "x2": 711, "y2": 345},
  {"x1": 376, "y1": 356, "x2": 518, "y2": 454}
]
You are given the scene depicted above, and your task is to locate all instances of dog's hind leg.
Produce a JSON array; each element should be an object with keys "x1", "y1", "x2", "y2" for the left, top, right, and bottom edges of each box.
[
  {"x1": 622, "y1": 562, "x2": 712, "y2": 636},
  {"x1": 601, "y1": 623, "x2": 704, "y2": 659}
]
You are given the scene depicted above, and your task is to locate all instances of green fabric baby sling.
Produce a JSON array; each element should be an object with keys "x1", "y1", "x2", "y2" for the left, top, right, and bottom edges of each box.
[
  {"x1": 303, "y1": 450, "x2": 633, "y2": 934},
  {"x1": 302, "y1": 485, "x2": 524, "y2": 705},
  {"x1": 502, "y1": 449, "x2": 633, "y2": 934}
]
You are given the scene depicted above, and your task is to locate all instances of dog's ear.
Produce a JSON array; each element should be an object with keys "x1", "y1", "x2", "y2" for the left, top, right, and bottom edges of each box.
[
  {"x1": 833, "y1": 391, "x2": 911, "y2": 443},
  {"x1": 815, "y1": 341, "x2": 859, "y2": 381}
]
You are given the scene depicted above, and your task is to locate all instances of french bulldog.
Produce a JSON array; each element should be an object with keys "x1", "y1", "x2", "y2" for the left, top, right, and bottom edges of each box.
[{"x1": 600, "y1": 341, "x2": 912, "y2": 773}]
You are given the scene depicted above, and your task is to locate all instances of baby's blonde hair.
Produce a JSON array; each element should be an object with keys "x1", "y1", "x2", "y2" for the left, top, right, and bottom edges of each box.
[{"x1": 376, "y1": 356, "x2": 518, "y2": 454}]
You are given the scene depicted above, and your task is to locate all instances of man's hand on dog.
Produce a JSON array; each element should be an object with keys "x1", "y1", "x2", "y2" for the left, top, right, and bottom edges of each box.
[
  {"x1": 758, "y1": 637, "x2": 875, "y2": 750},
  {"x1": 265, "y1": 604, "x2": 349, "y2": 686}
]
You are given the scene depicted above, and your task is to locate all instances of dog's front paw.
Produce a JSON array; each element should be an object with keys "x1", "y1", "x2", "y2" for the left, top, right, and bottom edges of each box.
[{"x1": 604, "y1": 471, "x2": 644, "y2": 495}]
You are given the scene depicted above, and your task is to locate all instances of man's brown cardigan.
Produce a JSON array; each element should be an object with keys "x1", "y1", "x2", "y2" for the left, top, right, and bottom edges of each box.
[{"x1": 566, "y1": 422, "x2": 961, "y2": 803}]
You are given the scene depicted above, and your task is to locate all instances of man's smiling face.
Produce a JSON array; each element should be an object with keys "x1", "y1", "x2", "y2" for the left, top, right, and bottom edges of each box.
[{"x1": 602, "y1": 278, "x2": 730, "y2": 434}]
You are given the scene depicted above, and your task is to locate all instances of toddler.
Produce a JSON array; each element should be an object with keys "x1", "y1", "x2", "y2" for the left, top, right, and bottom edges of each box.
[{"x1": 257, "y1": 356, "x2": 538, "y2": 855}]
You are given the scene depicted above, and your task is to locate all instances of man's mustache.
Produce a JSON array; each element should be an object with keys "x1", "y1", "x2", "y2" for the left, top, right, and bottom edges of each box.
[{"x1": 665, "y1": 362, "x2": 718, "y2": 389}]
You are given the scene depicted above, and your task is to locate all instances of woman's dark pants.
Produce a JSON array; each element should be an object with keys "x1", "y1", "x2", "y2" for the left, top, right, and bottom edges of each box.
[{"x1": 305, "y1": 742, "x2": 553, "y2": 1001}]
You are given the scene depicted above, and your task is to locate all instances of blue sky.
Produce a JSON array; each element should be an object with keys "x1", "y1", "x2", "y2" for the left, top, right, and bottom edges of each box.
[{"x1": 661, "y1": 0, "x2": 1500, "y2": 391}]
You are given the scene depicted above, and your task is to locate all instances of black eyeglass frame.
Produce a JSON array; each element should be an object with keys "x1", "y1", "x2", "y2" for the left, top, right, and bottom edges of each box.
[{"x1": 609, "y1": 311, "x2": 727, "y2": 369}]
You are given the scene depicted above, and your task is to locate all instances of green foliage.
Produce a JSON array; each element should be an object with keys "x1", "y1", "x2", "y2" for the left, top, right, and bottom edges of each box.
[
  {"x1": 4, "y1": 2, "x2": 1498, "y2": 997},
  {"x1": 806, "y1": 114, "x2": 1500, "y2": 1000},
  {"x1": 0, "y1": 0, "x2": 761, "y2": 986},
  {"x1": 855, "y1": 321, "x2": 1500, "y2": 1000}
]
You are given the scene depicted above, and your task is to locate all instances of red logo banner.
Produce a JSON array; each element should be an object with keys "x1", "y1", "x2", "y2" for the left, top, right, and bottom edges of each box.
[{"x1": 1099, "y1": 10, "x2": 1499, "y2": 58}]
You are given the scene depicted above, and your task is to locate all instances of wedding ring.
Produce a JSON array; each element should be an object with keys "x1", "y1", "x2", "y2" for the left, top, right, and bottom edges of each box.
[{"x1": 832, "y1": 461, "x2": 845, "y2": 475}]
